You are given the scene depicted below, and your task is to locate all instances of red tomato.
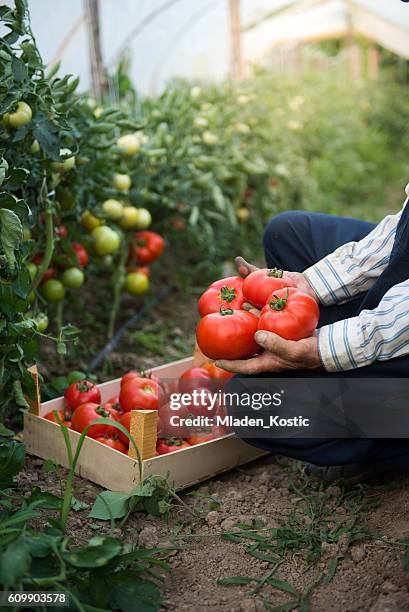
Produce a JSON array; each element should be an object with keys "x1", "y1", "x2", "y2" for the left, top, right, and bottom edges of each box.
[
  {"x1": 94, "y1": 436, "x2": 128, "y2": 453},
  {"x1": 196, "y1": 308, "x2": 259, "y2": 360},
  {"x1": 242, "y1": 268, "x2": 294, "y2": 309},
  {"x1": 198, "y1": 276, "x2": 244, "y2": 317},
  {"x1": 103, "y1": 395, "x2": 122, "y2": 419},
  {"x1": 64, "y1": 380, "x2": 101, "y2": 411},
  {"x1": 119, "y1": 377, "x2": 159, "y2": 412},
  {"x1": 185, "y1": 387, "x2": 217, "y2": 418},
  {"x1": 158, "y1": 402, "x2": 190, "y2": 438},
  {"x1": 156, "y1": 438, "x2": 191, "y2": 455},
  {"x1": 133, "y1": 231, "x2": 165, "y2": 264},
  {"x1": 32, "y1": 253, "x2": 43, "y2": 265},
  {"x1": 178, "y1": 367, "x2": 212, "y2": 393},
  {"x1": 56, "y1": 224, "x2": 68, "y2": 238},
  {"x1": 71, "y1": 402, "x2": 117, "y2": 439},
  {"x1": 117, "y1": 411, "x2": 132, "y2": 445},
  {"x1": 203, "y1": 362, "x2": 234, "y2": 381},
  {"x1": 72, "y1": 243, "x2": 89, "y2": 268},
  {"x1": 186, "y1": 433, "x2": 215, "y2": 445},
  {"x1": 258, "y1": 287, "x2": 320, "y2": 341},
  {"x1": 44, "y1": 409, "x2": 71, "y2": 427},
  {"x1": 40, "y1": 267, "x2": 57, "y2": 284}
]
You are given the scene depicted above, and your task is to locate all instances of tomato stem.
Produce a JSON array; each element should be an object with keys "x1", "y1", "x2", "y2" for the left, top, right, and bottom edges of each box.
[
  {"x1": 108, "y1": 239, "x2": 128, "y2": 339},
  {"x1": 219, "y1": 285, "x2": 237, "y2": 303},
  {"x1": 219, "y1": 306, "x2": 234, "y2": 316},
  {"x1": 269, "y1": 288, "x2": 289, "y2": 311},
  {"x1": 28, "y1": 177, "x2": 55, "y2": 293},
  {"x1": 267, "y1": 267, "x2": 284, "y2": 278}
]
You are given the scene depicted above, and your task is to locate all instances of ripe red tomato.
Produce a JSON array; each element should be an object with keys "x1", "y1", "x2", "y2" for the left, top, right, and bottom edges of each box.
[
  {"x1": 119, "y1": 377, "x2": 159, "y2": 412},
  {"x1": 242, "y1": 268, "x2": 294, "y2": 309},
  {"x1": 32, "y1": 253, "x2": 44, "y2": 265},
  {"x1": 178, "y1": 367, "x2": 212, "y2": 393},
  {"x1": 186, "y1": 433, "x2": 215, "y2": 445},
  {"x1": 203, "y1": 362, "x2": 234, "y2": 381},
  {"x1": 117, "y1": 411, "x2": 132, "y2": 445},
  {"x1": 44, "y1": 409, "x2": 71, "y2": 427},
  {"x1": 156, "y1": 438, "x2": 191, "y2": 455},
  {"x1": 133, "y1": 231, "x2": 164, "y2": 264},
  {"x1": 185, "y1": 387, "x2": 217, "y2": 418},
  {"x1": 198, "y1": 276, "x2": 244, "y2": 317},
  {"x1": 40, "y1": 267, "x2": 57, "y2": 284},
  {"x1": 94, "y1": 436, "x2": 128, "y2": 453},
  {"x1": 103, "y1": 395, "x2": 122, "y2": 419},
  {"x1": 158, "y1": 402, "x2": 190, "y2": 438},
  {"x1": 258, "y1": 287, "x2": 320, "y2": 341},
  {"x1": 55, "y1": 224, "x2": 68, "y2": 238},
  {"x1": 64, "y1": 380, "x2": 101, "y2": 411},
  {"x1": 196, "y1": 308, "x2": 259, "y2": 360},
  {"x1": 71, "y1": 402, "x2": 117, "y2": 438},
  {"x1": 72, "y1": 242, "x2": 89, "y2": 268}
]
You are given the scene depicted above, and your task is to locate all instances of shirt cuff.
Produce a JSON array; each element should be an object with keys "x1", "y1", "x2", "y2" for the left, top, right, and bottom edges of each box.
[
  {"x1": 304, "y1": 256, "x2": 353, "y2": 306},
  {"x1": 317, "y1": 318, "x2": 370, "y2": 372}
]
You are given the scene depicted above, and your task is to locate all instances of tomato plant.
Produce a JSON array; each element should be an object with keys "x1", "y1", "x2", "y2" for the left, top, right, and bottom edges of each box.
[
  {"x1": 198, "y1": 276, "x2": 244, "y2": 316},
  {"x1": 258, "y1": 287, "x2": 320, "y2": 341},
  {"x1": 243, "y1": 268, "x2": 294, "y2": 309},
  {"x1": 196, "y1": 308, "x2": 259, "y2": 360}
]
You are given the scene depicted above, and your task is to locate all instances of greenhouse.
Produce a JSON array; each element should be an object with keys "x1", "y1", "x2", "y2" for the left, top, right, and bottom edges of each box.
[{"x1": 1, "y1": 1, "x2": 409, "y2": 610}]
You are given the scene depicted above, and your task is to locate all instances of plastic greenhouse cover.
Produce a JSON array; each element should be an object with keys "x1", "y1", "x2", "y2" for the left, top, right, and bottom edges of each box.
[{"x1": 8, "y1": 0, "x2": 409, "y2": 94}]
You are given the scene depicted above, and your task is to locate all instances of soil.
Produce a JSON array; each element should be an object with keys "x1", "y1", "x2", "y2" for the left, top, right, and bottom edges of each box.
[{"x1": 23, "y1": 271, "x2": 409, "y2": 612}]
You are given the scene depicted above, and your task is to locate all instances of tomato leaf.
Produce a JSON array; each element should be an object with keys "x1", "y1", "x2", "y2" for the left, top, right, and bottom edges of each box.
[
  {"x1": 11, "y1": 55, "x2": 27, "y2": 81},
  {"x1": 62, "y1": 536, "x2": 121, "y2": 568},
  {"x1": 0, "y1": 207, "x2": 22, "y2": 270}
]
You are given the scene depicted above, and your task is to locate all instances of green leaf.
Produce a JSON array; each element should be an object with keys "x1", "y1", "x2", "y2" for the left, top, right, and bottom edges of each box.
[
  {"x1": 0, "y1": 423, "x2": 14, "y2": 437},
  {"x1": 0, "y1": 440, "x2": 25, "y2": 487},
  {"x1": 71, "y1": 496, "x2": 90, "y2": 512},
  {"x1": 56, "y1": 341, "x2": 67, "y2": 356},
  {"x1": 267, "y1": 577, "x2": 298, "y2": 594},
  {"x1": 11, "y1": 56, "x2": 27, "y2": 81},
  {"x1": 13, "y1": 378, "x2": 29, "y2": 408},
  {"x1": 62, "y1": 536, "x2": 121, "y2": 568},
  {"x1": 0, "y1": 539, "x2": 31, "y2": 587},
  {"x1": 0, "y1": 207, "x2": 23, "y2": 270},
  {"x1": 109, "y1": 573, "x2": 162, "y2": 612},
  {"x1": 89, "y1": 490, "x2": 132, "y2": 520},
  {"x1": 0, "y1": 159, "x2": 8, "y2": 187}
]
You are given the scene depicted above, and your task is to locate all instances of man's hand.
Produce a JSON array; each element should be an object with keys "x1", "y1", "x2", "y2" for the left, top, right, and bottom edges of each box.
[
  {"x1": 216, "y1": 331, "x2": 322, "y2": 374},
  {"x1": 235, "y1": 256, "x2": 319, "y2": 303}
]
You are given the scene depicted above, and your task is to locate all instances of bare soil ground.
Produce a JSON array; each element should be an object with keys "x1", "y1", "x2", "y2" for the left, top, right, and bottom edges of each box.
[{"x1": 28, "y1": 276, "x2": 409, "y2": 612}]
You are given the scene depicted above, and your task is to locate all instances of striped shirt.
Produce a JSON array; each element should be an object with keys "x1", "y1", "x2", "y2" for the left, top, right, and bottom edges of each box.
[{"x1": 303, "y1": 185, "x2": 409, "y2": 372}]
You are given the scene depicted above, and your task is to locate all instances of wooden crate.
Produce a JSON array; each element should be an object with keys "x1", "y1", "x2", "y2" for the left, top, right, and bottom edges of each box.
[{"x1": 24, "y1": 357, "x2": 268, "y2": 492}]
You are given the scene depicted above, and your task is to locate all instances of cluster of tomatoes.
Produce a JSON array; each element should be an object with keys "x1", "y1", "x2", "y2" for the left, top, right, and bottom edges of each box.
[
  {"x1": 196, "y1": 268, "x2": 320, "y2": 360},
  {"x1": 42, "y1": 361, "x2": 233, "y2": 456},
  {"x1": 29, "y1": 225, "x2": 89, "y2": 315}
]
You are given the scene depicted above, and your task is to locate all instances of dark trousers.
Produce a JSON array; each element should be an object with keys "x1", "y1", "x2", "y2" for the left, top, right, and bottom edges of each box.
[{"x1": 236, "y1": 211, "x2": 409, "y2": 469}]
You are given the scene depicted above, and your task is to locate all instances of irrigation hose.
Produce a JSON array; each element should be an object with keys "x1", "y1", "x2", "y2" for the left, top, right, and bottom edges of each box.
[{"x1": 87, "y1": 283, "x2": 174, "y2": 373}]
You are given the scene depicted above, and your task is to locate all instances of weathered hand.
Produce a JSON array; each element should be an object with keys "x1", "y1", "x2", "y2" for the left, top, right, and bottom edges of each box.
[
  {"x1": 216, "y1": 330, "x2": 322, "y2": 374},
  {"x1": 235, "y1": 256, "x2": 318, "y2": 303}
]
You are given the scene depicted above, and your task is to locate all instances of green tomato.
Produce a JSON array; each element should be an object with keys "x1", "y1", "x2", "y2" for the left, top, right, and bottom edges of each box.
[
  {"x1": 124, "y1": 272, "x2": 149, "y2": 296},
  {"x1": 93, "y1": 227, "x2": 120, "y2": 255},
  {"x1": 28, "y1": 291, "x2": 36, "y2": 303},
  {"x1": 119, "y1": 206, "x2": 139, "y2": 229},
  {"x1": 8, "y1": 101, "x2": 33, "y2": 128},
  {"x1": 117, "y1": 134, "x2": 140, "y2": 155},
  {"x1": 27, "y1": 262, "x2": 37, "y2": 281},
  {"x1": 30, "y1": 139, "x2": 40, "y2": 154},
  {"x1": 51, "y1": 148, "x2": 76, "y2": 173},
  {"x1": 41, "y1": 279, "x2": 65, "y2": 302},
  {"x1": 62, "y1": 267, "x2": 85, "y2": 289},
  {"x1": 35, "y1": 313, "x2": 49, "y2": 333},
  {"x1": 102, "y1": 199, "x2": 124, "y2": 220},
  {"x1": 113, "y1": 173, "x2": 131, "y2": 192},
  {"x1": 135, "y1": 208, "x2": 152, "y2": 230},
  {"x1": 23, "y1": 226, "x2": 32, "y2": 241}
]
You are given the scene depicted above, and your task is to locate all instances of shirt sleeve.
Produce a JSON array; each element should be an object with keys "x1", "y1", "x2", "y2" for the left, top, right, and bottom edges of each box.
[
  {"x1": 318, "y1": 279, "x2": 409, "y2": 371},
  {"x1": 303, "y1": 205, "x2": 404, "y2": 306}
]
